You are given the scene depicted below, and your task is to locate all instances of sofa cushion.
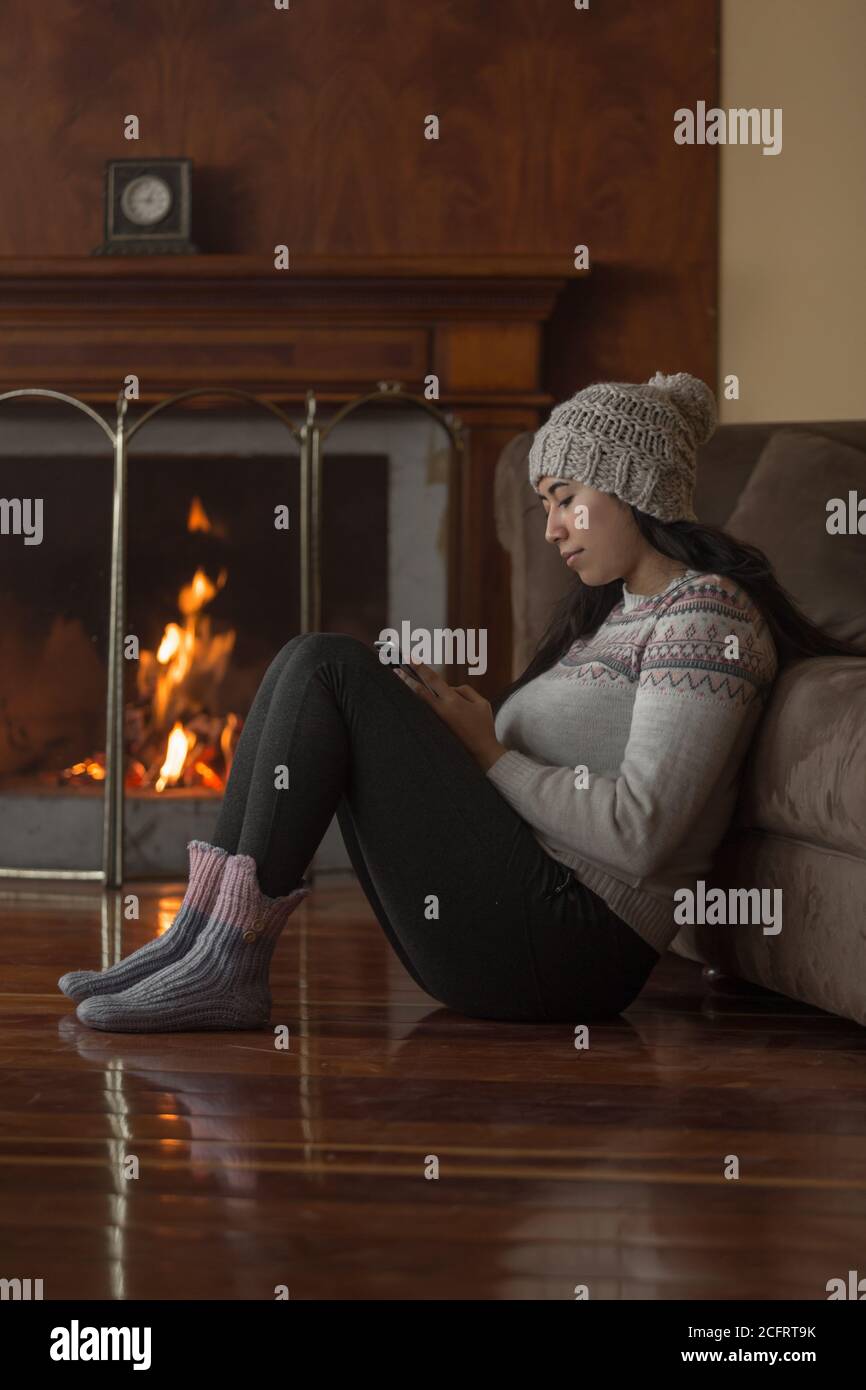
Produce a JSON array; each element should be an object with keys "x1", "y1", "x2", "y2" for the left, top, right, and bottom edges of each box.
[
  {"x1": 724, "y1": 429, "x2": 866, "y2": 651},
  {"x1": 733, "y1": 656, "x2": 866, "y2": 858}
]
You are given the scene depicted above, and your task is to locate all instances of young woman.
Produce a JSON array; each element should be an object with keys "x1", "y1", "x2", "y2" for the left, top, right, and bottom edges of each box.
[{"x1": 59, "y1": 371, "x2": 858, "y2": 1033}]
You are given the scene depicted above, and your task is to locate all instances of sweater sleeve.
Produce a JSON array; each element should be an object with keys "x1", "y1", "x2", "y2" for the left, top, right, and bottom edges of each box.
[{"x1": 485, "y1": 575, "x2": 778, "y2": 880}]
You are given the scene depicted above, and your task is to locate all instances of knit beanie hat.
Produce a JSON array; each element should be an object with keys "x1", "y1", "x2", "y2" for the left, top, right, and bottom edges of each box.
[{"x1": 527, "y1": 371, "x2": 717, "y2": 523}]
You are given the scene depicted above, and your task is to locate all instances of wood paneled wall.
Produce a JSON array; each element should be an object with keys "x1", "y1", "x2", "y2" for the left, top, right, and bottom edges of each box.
[{"x1": 0, "y1": 0, "x2": 719, "y2": 389}]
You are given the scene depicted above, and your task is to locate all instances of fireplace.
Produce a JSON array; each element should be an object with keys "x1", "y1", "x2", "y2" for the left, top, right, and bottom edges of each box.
[
  {"x1": 0, "y1": 394, "x2": 453, "y2": 878},
  {"x1": 0, "y1": 253, "x2": 577, "y2": 883}
]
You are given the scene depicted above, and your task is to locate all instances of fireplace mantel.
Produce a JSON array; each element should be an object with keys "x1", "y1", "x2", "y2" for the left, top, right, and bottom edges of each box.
[
  {"x1": 0, "y1": 253, "x2": 582, "y2": 405},
  {"x1": 0, "y1": 253, "x2": 585, "y2": 696}
]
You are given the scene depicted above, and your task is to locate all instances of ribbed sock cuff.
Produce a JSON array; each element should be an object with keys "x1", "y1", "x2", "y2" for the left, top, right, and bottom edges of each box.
[
  {"x1": 211, "y1": 853, "x2": 310, "y2": 937},
  {"x1": 185, "y1": 840, "x2": 229, "y2": 914}
]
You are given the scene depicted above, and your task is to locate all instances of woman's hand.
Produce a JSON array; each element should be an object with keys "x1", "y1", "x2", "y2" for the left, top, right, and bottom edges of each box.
[{"x1": 393, "y1": 659, "x2": 508, "y2": 772}]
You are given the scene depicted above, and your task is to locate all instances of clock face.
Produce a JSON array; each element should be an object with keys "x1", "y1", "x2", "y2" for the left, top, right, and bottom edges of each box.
[{"x1": 120, "y1": 174, "x2": 173, "y2": 227}]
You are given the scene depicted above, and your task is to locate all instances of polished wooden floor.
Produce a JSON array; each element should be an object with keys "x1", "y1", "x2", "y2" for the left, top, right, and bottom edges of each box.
[{"x1": 1, "y1": 873, "x2": 865, "y2": 1301}]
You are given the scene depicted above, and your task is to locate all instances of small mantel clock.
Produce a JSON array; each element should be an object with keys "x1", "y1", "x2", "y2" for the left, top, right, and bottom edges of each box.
[{"x1": 93, "y1": 157, "x2": 198, "y2": 255}]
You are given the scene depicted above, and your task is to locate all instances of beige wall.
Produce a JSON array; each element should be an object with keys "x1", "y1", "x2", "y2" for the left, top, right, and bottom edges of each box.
[{"x1": 719, "y1": 0, "x2": 865, "y2": 421}]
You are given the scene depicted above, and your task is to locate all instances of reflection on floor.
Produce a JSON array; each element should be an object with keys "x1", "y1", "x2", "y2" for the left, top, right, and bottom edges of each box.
[{"x1": 1, "y1": 874, "x2": 865, "y2": 1300}]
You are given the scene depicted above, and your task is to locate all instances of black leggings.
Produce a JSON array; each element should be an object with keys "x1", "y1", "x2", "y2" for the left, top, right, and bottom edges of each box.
[{"x1": 211, "y1": 633, "x2": 660, "y2": 1022}]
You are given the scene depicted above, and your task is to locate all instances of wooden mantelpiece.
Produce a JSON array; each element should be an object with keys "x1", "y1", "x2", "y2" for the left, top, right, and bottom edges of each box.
[
  {"x1": 0, "y1": 253, "x2": 584, "y2": 694},
  {"x1": 0, "y1": 254, "x2": 581, "y2": 404}
]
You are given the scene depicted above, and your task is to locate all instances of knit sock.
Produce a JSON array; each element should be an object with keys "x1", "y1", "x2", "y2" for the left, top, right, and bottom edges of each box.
[
  {"x1": 57, "y1": 840, "x2": 228, "y2": 1002},
  {"x1": 74, "y1": 853, "x2": 309, "y2": 1033}
]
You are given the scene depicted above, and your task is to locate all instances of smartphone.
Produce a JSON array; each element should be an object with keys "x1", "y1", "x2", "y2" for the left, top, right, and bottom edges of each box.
[{"x1": 373, "y1": 640, "x2": 440, "y2": 697}]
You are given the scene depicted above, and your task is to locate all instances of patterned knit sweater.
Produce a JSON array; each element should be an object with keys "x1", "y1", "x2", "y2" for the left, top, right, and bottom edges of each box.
[{"x1": 486, "y1": 569, "x2": 779, "y2": 954}]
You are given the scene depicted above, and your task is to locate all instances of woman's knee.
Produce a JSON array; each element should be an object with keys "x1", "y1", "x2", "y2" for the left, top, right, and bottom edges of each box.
[
  {"x1": 265, "y1": 631, "x2": 368, "y2": 677},
  {"x1": 279, "y1": 632, "x2": 372, "y2": 667},
  {"x1": 295, "y1": 632, "x2": 371, "y2": 663},
  {"x1": 258, "y1": 633, "x2": 309, "y2": 686}
]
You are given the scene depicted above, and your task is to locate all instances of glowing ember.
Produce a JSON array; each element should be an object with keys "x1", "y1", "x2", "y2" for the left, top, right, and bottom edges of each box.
[{"x1": 63, "y1": 757, "x2": 106, "y2": 782}]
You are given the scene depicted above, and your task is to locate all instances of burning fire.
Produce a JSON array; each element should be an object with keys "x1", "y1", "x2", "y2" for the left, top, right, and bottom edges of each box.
[
  {"x1": 62, "y1": 496, "x2": 242, "y2": 792},
  {"x1": 156, "y1": 722, "x2": 195, "y2": 793}
]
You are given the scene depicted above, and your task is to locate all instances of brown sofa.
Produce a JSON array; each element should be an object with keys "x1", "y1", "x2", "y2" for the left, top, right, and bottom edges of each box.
[{"x1": 494, "y1": 421, "x2": 866, "y2": 1027}]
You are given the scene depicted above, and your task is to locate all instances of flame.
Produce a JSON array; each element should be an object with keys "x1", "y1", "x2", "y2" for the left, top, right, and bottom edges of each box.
[
  {"x1": 156, "y1": 623, "x2": 183, "y2": 664},
  {"x1": 154, "y1": 627, "x2": 191, "y2": 725},
  {"x1": 155, "y1": 721, "x2": 195, "y2": 792},
  {"x1": 220, "y1": 713, "x2": 239, "y2": 775},
  {"x1": 149, "y1": 569, "x2": 234, "y2": 727},
  {"x1": 63, "y1": 496, "x2": 241, "y2": 792},
  {"x1": 187, "y1": 495, "x2": 226, "y2": 539},
  {"x1": 187, "y1": 496, "x2": 211, "y2": 533},
  {"x1": 146, "y1": 555, "x2": 237, "y2": 790},
  {"x1": 194, "y1": 760, "x2": 223, "y2": 791},
  {"x1": 178, "y1": 566, "x2": 226, "y2": 617}
]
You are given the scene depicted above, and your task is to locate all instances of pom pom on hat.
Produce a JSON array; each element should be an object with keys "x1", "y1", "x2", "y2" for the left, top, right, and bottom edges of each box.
[{"x1": 647, "y1": 371, "x2": 717, "y2": 448}]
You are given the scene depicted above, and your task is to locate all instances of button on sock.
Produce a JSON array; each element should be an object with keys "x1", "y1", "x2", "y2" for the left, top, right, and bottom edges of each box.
[
  {"x1": 58, "y1": 840, "x2": 228, "y2": 1002},
  {"x1": 75, "y1": 853, "x2": 309, "y2": 1033}
]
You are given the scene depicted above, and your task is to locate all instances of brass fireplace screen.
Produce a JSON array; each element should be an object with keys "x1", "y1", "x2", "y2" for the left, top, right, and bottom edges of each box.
[{"x1": 0, "y1": 382, "x2": 466, "y2": 887}]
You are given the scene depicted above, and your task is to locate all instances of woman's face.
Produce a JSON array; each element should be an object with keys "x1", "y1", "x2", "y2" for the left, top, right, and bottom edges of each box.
[{"x1": 535, "y1": 475, "x2": 640, "y2": 587}]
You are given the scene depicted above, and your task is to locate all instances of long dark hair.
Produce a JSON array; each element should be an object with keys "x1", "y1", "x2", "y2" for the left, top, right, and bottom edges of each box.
[{"x1": 492, "y1": 509, "x2": 863, "y2": 717}]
